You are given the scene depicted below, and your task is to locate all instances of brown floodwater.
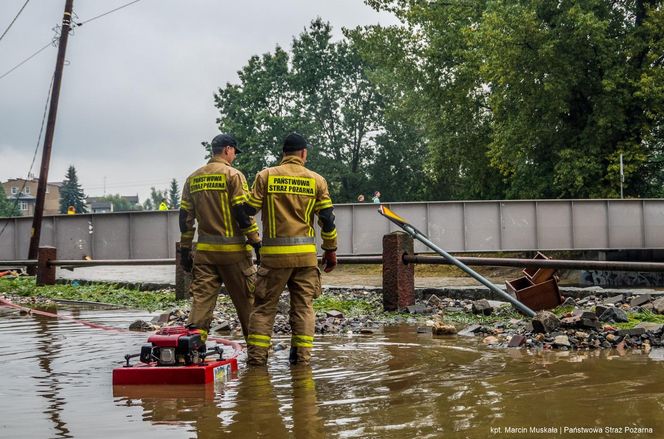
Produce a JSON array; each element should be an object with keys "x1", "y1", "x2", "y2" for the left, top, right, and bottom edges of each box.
[{"x1": 1, "y1": 304, "x2": 663, "y2": 439}]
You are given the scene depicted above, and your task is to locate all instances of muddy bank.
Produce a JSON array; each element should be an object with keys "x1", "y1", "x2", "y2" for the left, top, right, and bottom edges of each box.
[{"x1": 122, "y1": 287, "x2": 664, "y2": 354}]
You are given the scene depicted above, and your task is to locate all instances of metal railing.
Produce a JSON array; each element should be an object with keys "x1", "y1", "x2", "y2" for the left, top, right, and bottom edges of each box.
[
  {"x1": 3, "y1": 255, "x2": 663, "y2": 271},
  {"x1": 3, "y1": 199, "x2": 664, "y2": 260}
]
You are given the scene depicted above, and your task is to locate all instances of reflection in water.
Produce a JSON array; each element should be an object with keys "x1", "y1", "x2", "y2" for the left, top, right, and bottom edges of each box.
[
  {"x1": 228, "y1": 368, "x2": 288, "y2": 438},
  {"x1": 114, "y1": 384, "x2": 227, "y2": 438},
  {"x1": 34, "y1": 313, "x2": 73, "y2": 439},
  {"x1": 114, "y1": 365, "x2": 324, "y2": 438},
  {"x1": 290, "y1": 366, "x2": 325, "y2": 438},
  {"x1": 2, "y1": 306, "x2": 664, "y2": 438}
]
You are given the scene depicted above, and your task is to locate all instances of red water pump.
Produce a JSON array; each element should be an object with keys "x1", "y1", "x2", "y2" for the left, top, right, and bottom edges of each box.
[
  {"x1": 114, "y1": 326, "x2": 238, "y2": 385},
  {"x1": 135, "y1": 326, "x2": 210, "y2": 366}
]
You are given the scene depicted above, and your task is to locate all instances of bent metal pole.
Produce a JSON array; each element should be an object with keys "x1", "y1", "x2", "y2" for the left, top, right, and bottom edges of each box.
[{"x1": 378, "y1": 205, "x2": 536, "y2": 318}]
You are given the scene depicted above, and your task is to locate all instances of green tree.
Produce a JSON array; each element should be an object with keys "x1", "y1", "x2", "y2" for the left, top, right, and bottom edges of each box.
[
  {"x1": 143, "y1": 198, "x2": 154, "y2": 211},
  {"x1": 214, "y1": 19, "x2": 409, "y2": 202},
  {"x1": 98, "y1": 194, "x2": 141, "y2": 212},
  {"x1": 148, "y1": 186, "x2": 167, "y2": 210},
  {"x1": 168, "y1": 178, "x2": 180, "y2": 209},
  {"x1": 0, "y1": 186, "x2": 20, "y2": 217},
  {"x1": 350, "y1": 5, "x2": 505, "y2": 200},
  {"x1": 59, "y1": 166, "x2": 87, "y2": 213},
  {"x1": 289, "y1": 19, "x2": 384, "y2": 200},
  {"x1": 215, "y1": 45, "x2": 301, "y2": 184},
  {"x1": 357, "y1": 0, "x2": 664, "y2": 199}
]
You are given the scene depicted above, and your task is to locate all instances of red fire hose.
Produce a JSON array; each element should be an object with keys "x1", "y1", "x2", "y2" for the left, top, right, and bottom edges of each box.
[{"x1": 0, "y1": 296, "x2": 243, "y2": 355}]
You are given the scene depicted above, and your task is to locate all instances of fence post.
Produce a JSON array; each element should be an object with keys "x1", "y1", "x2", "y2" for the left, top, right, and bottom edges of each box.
[
  {"x1": 382, "y1": 231, "x2": 415, "y2": 311},
  {"x1": 36, "y1": 246, "x2": 56, "y2": 286},
  {"x1": 175, "y1": 242, "x2": 191, "y2": 300}
]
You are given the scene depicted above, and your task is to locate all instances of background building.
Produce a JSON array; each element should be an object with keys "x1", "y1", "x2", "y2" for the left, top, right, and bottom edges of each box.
[{"x1": 1, "y1": 177, "x2": 62, "y2": 216}]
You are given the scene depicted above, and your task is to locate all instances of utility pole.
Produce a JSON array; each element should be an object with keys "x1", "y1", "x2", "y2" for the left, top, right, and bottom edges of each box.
[{"x1": 28, "y1": 0, "x2": 74, "y2": 271}]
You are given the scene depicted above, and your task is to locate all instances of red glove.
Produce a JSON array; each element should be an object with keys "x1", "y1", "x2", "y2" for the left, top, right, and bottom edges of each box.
[{"x1": 322, "y1": 250, "x2": 337, "y2": 273}]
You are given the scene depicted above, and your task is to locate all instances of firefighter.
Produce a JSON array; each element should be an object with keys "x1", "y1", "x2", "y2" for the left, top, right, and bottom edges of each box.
[
  {"x1": 178, "y1": 133, "x2": 261, "y2": 341},
  {"x1": 244, "y1": 132, "x2": 337, "y2": 366}
]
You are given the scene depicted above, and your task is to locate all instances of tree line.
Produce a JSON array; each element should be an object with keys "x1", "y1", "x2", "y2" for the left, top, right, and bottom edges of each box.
[{"x1": 215, "y1": 1, "x2": 664, "y2": 202}]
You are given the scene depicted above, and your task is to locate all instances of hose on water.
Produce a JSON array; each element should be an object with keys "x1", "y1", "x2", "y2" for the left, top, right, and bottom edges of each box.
[{"x1": 0, "y1": 296, "x2": 243, "y2": 356}]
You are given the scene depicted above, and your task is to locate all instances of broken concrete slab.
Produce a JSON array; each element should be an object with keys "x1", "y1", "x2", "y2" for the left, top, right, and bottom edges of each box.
[
  {"x1": 594, "y1": 305, "x2": 608, "y2": 317},
  {"x1": 151, "y1": 311, "x2": 171, "y2": 324},
  {"x1": 573, "y1": 310, "x2": 598, "y2": 320},
  {"x1": 630, "y1": 294, "x2": 652, "y2": 308},
  {"x1": 616, "y1": 327, "x2": 646, "y2": 337},
  {"x1": 634, "y1": 322, "x2": 664, "y2": 333},
  {"x1": 604, "y1": 295, "x2": 624, "y2": 305},
  {"x1": 532, "y1": 311, "x2": 560, "y2": 333},
  {"x1": 508, "y1": 335, "x2": 526, "y2": 347},
  {"x1": 554, "y1": 335, "x2": 570, "y2": 347},
  {"x1": 653, "y1": 297, "x2": 664, "y2": 314},
  {"x1": 325, "y1": 310, "x2": 345, "y2": 318},
  {"x1": 599, "y1": 307, "x2": 629, "y2": 323},
  {"x1": 471, "y1": 299, "x2": 493, "y2": 316},
  {"x1": 457, "y1": 324, "x2": 482, "y2": 337}
]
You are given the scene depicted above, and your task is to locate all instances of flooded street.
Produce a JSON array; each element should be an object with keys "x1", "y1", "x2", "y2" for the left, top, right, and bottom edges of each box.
[{"x1": 1, "y1": 305, "x2": 663, "y2": 438}]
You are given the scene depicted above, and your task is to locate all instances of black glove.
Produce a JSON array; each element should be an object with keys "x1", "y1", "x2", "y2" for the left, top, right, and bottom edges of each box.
[
  {"x1": 250, "y1": 241, "x2": 262, "y2": 266},
  {"x1": 179, "y1": 247, "x2": 193, "y2": 273}
]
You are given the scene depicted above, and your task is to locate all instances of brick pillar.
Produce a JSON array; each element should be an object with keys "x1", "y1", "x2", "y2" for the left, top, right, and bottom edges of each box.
[
  {"x1": 382, "y1": 232, "x2": 415, "y2": 311},
  {"x1": 36, "y1": 246, "x2": 56, "y2": 286},
  {"x1": 175, "y1": 242, "x2": 192, "y2": 300}
]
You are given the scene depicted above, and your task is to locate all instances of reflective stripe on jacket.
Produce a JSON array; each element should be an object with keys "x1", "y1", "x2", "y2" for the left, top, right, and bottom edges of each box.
[
  {"x1": 180, "y1": 156, "x2": 258, "y2": 265},
  {"x1": 247, "y1": 155, "x2": 337, "y2": 268}
]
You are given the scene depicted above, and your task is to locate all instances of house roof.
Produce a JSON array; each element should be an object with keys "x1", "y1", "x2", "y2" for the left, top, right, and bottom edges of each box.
[
  {"x1": 86, "y1": 195, "x2": 139, "y2": 204},
  {"x1": 90, "y1": 201, "x2": 113, "y2": 209}
]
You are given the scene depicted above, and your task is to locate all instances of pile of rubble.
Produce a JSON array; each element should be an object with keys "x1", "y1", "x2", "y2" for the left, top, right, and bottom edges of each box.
[
  {"x1": 431, "y1": 293, "x2": 664, "y2": 352},
  {"x1": 129, "y1": 289, "x2": 385, "y2": 335},
  {"x1": 126, "y1": 288, "x2": 664, "y2": 353}
]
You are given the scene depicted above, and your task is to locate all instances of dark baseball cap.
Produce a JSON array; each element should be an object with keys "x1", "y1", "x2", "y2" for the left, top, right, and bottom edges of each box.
[
  {"x1": 283, "y1": 133, "x2": 310, "y2": 152},
  {"x1": 211, "y1": 133, "x2": 242, "y2": 153}
]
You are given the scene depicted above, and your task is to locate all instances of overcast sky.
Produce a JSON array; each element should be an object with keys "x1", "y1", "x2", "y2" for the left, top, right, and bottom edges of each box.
[{"x1": 0, "y1": 0, "x2": 397, "y2": 203}]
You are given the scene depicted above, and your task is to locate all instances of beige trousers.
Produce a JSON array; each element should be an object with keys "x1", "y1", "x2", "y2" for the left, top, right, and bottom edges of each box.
[
  {"x1": 187, "y1": 256, "x2": 256, "y2": 339},
  {"x1": 247, "y1": 265, "x2": 321, "y2": 365}
]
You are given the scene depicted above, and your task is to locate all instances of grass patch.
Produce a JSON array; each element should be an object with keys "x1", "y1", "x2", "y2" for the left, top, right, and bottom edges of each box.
[
  {"x1": 313, "y1": 295, "x2": 381, "y2": 317},
  {"x1": 0, "y1": 277, "x2": 186, "y2": 311},
  {"x1": 553, "y1": 305, "x2": 575, "y2": 316},
  {"x1": 615, "y1": 310, "x2": 664, "y2": 329},
  {"x1": 440, "y1": 308, "x2": 523, "y2": 326}
]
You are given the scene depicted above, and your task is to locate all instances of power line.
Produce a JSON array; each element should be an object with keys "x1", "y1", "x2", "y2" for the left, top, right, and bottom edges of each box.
[
  {"x1": 0, "y1": 73, "x2": 54, "y2": 239},
  {"x1": 0, "y1": 0, "x2": 31, "y2": 43},
  {"x1": 0, "y1": 39, "x2": 55, "y2": 80},
  {"x1": 73, "y1": 0, "x2": 143, "y2": 27},
  {"x1": 0, "y1": 0, "x2": 146, "y2": 81}
]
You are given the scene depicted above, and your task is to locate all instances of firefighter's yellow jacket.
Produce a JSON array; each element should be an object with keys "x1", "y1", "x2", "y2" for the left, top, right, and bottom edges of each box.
[
  {"x1": 246, "y1": 155, "x2": 337, "y2": 268},
  {"x1": 180, "y1": 157, "x2": 259, "y2": 265}
]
